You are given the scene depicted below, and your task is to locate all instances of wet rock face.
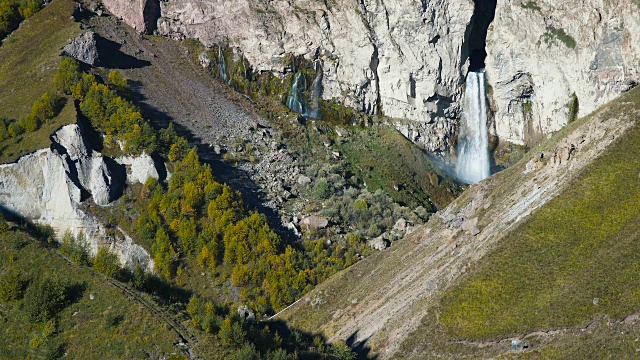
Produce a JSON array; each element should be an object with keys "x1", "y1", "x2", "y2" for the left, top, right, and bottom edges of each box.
[
  {"x1": 486, "y1": 0, "x2": 640, "y2": 145},
  {"x1": 62, "y1": 31, "x2": 99, "y2": 65},
  {"x1": 0, "y1": 124, "x2": 165, "y2": 271}
]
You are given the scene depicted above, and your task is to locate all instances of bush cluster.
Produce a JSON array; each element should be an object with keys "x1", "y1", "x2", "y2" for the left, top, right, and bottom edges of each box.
[{"x1": 0, "y1": 0, "x2": 43, "y2": 40}]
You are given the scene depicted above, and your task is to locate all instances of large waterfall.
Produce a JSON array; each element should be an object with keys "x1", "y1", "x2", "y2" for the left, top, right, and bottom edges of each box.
[{"x1": 457, "y1": 70, "x2": 490, "y2": 184}]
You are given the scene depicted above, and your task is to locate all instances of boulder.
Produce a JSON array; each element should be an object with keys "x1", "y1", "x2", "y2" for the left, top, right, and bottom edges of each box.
[
  {"x1": 368, "y1": 236, "x2": 390, "y2": 251},
  {"x1": 300, "y1": 215, "x2": 329, "y2": 231},
  {"x1": 237, "y1": 305, "x2": 256, "y2": 322},
  {"x1": 62, "y1": 31, "x2": 99, "y2": 66},
  {"x1": 116, "y1": 153, "x2": 163, "y2": 184},
  {"x1": 461, "y1": 217, "x2": 480, "y2": 236},
  {"x1": 393, "y1": 218, "x2": 407, "y2": 232},
  {"x1": 297, "y1": 175, "x2": 311, "y2": 186}
]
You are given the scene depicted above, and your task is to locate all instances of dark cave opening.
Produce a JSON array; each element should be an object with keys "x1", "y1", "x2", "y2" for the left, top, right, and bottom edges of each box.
[{"x1": 468, "y1": 0, "x2": 497, "y2": 71}]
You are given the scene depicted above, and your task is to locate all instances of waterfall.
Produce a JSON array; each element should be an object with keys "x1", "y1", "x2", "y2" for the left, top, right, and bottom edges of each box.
[
  {"x1": 304, "y1": 62, "x2": 323, "y2": 119},
  {"x1": 457, "y1": 70, "x2": 490, "y2": 184},
  {"x1": 218, "y1": 46, "x2": 229, "y2": 84},
  {"x1": 286, "y1": 72, "x2": 307, "y2": 114}
]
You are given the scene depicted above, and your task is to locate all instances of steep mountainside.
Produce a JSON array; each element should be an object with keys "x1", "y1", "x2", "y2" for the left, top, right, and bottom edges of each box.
[
  {"x1": 103, "y1": 0, "x2": 640, "y2": 154},
  {"x1": 280, "y1": 86, "x2": 640, "y2": 358}
]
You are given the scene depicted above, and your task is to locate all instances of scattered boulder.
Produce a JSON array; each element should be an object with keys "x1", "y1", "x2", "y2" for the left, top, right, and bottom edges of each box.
[
  {"x1": 297, "y1": 175, "x2": 311, "y2": 186},
  {"x1": 461, "y1": 217, "x2": 480, "y2": 236},
  {"x1": 237, "y1": 305, "x2": 255, "y2": 322},
  {"x1": 300, "y1": 215, "x2": 329, "y2": 231},
  {"x1": 368, "y1": 236, "x2": 390, "y2": 251},
  {"x1": 62, "y1": 31, "x2": 99, "y2": 66},
  {"x1": 393, "y1": 218, "x2": 407, "y2": 232}
]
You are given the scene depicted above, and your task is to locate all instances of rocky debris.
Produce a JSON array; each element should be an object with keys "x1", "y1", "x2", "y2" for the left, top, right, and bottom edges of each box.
[
  {"x1": 0, "y1": 124, "x2": 154, "y2": 271},
  {"x1": 62, "y1": 31, "x2": 99, "y2": 66},
  {"x1": 460, "y1": 217, "x2": 480, "y2": 236},
  {"x1": 487, "y1": 0, "x2": 640, "y2": 145},
  {"x1": 367, "y1": 235, "x2": 390, "y2": 251},
  {"x1": 300, "y1": 215, "x2": 329, "y2": 232},
  {"x1": 237, "y1": 305, "x2": 256, "y2": 322},
  {"x1": 116, "y1": 153, "x2": 164, "y2": 184}
]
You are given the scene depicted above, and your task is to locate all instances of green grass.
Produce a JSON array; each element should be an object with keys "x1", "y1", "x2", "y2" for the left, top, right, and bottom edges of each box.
[
  {"x1": 0, "y1": 0, "x2": 80, "y2": 119},
  {"x1": 439, "y1": 88, "x2": 640, "y2": 340},
  {"x1": 0, "y1": 229, "x2": 184, "y2": 359},
  {"x1": 0, "y1": 98, "x2": 76, "y2": 163},
  {"x1": 338, "y1": 126, "x2": 458, "y2": 209}
]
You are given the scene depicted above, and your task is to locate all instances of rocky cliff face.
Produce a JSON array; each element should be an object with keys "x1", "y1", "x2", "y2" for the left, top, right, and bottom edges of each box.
[
  {"x1": 0, "y1": 124, "x2": 164, "y2": 270},
  {"x1": 108, "y1": 0, "x2": 475, "y2": 153},
  {"x1": 103, "y1": 0, "x2": 639, "y2": 151},
  {"x1": 486, "y1": 0, "x2": 640, "y2": 145},
  {"x1": 102, "y1": 0, "x2": 160, "y2": 34}
]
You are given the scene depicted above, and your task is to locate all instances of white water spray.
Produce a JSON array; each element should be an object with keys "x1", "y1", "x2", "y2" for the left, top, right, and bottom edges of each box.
[{"x1": 457, "y1": 70, "x2": 490, "y2": 184}]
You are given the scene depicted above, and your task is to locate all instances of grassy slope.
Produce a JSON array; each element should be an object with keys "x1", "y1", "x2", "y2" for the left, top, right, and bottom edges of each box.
[
  {"x1": 337, "y1": 126, "x2": 458, "y2": 209},
  {"x1": 389, "y1": 87, "x2": 640, "y2": 358},
  {"x1": 439, "y1": 88, "x2": 640, "y2": 339},
  {"x1": 0, "y1": 0, "x2": 80, "y2": 118},
  {"x1": 0, "y1": 229, "x2": 183, "y2": 359},
  {"x1": 0, "y1": 0, "x2": 80, "y2": 163}
]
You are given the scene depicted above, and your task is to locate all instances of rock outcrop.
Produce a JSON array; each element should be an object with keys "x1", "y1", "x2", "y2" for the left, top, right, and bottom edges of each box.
[
  {"x1": 102, "y1": 0, "x2": 160, "y2": 34},
  {"x1": 62, "y1": 31, "x2": 99, "y2": 65},
  {"x1": 0, "y1": 124, "x2": 165, "y2": 271},
  {"x1": 486, "y1": 0, "x2": 640, "y2": 145}
]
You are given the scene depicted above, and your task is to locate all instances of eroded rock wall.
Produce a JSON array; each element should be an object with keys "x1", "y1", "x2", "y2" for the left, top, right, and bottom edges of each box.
[
  {"x1": 153, "y1": 0, "x2": 475, "y2": 153},
  {"x1": 0, "y1": 124, "x2": 163, "y2": 271},
  {"x1": 487, "y1": 0, "x2": 640, "y2": 145}
]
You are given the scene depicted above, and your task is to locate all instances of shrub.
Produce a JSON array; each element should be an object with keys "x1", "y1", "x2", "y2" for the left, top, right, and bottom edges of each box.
[
  {"x1": 54, "y1": 57, "x2": 82, "y2": 95},
  {"x1": 93, "y1": 247, "x2": 121, "y2": 278},
  {"x1": 312, "y1": 177, "x2": 331, "y2": 200},
  {"x1": 231, "y1": 343, "x2": 260, "y2": 360},
  {"x1": 218, "y1": 316, "x2": 246, "y2": 347},
  {"x1": 23, "y1": 274, "x2": 68, "y2": 322},
  {"x1": 108, "y1": 70, "x2": 130, "y2": 97},
  {"x1": 59, "y1": 231, "x2": 90, "y2": 266},
  {"x1": 0, "y1": 270, "x2": 23, "y2": 301}
]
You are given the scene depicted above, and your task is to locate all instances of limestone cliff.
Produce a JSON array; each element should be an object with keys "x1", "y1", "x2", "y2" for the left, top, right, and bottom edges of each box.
[
  {"x1": 102, "y1": 0, "x2": 639, "y2": 150},
  {"x1": 486, "y1": 0, "x2": 639, "y2": 145},
  {"x1": 106, "y1": 0, "x2": 475, "y2": 153},
  {"x1": 0, "y1": 124, "x2": 163, "y2": 270}
]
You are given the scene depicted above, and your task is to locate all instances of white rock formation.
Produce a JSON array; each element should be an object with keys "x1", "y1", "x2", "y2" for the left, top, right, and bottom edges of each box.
[
  {"x1": 486, "y1": 0, "x2": 640, "y2": 145},
  {"x1": 116, "y1": 153, "x2": 162, "y2": 184},
  {"x1": 0, "y1": 124, "x2": 163, "y2": 271}
]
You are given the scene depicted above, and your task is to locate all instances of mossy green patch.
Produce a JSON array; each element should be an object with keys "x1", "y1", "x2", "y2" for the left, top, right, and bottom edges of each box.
[{"x1": 338, "y1": 126, "x2": 458, "y2": 209}]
